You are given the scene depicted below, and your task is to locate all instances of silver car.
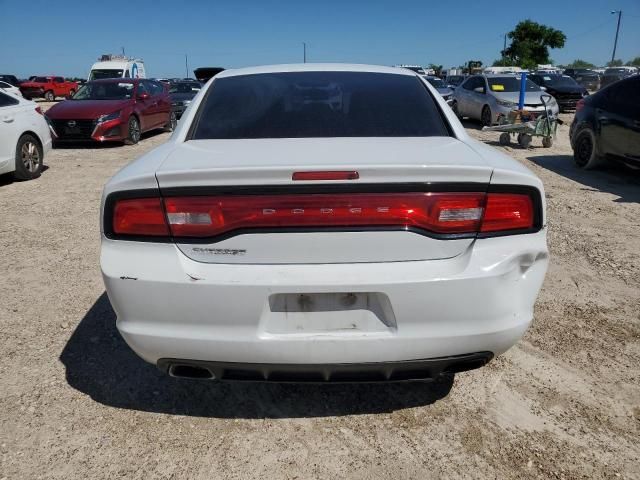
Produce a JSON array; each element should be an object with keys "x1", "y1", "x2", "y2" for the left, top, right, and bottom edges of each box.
[{"x1": 452, "y1": 74, "x2": 559, "y2": 126}]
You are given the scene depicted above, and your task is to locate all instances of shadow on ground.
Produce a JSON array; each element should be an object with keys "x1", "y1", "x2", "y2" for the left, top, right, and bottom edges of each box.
[
  {"x1": 0, "y1": 165, "x2": 50, "y2": 188},
  {"x1": 527, "y1": 154, "x2": 640, "y2": 203},
  {"x1": 60, "y1": 293, "x2": 454, "y2": 419}
]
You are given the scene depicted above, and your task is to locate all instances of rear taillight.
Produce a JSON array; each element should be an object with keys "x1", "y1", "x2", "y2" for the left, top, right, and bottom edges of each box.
[
  {"x1": 164, "y1": 193, "x2": 486, "y2": 238},
  {"x1": 35, "y1": 107, "x2": 43, "y2": 115},
  {"x1": 480, "y1": 193, "x2": 533, "y2": 232},
  {"x1": 112, "y1": 198, "x2": 169, "y2": 236},
  {"x1": 575, "y1": 99, "x2": 585, "y2": 112},
  {"x1": 106, "y1": 190, "x2": 538, "y2": 240}
]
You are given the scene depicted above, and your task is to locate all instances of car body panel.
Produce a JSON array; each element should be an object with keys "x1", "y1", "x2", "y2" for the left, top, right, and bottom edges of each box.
[
  {"x1": 101, "y1": 64, "x2": 549, "y2": 376},
  {"x1": 102, "y1": 230, "x2": 547, "y2": 365},
  {"x1": 0, "y1": 91, "x2": 51, "y2": 174},
  {"x1": 529, "y1": 74, "x2": 587, "y2": 110},
  {"x1": 570, "y1": 76, "x2": 640, "y2": 167},
  {"x1": 44, "y1": 79, "x2": 170, "y2": 143},
  {"x1": 19, "y1": 76, "x2": 77, "y2": 100},
  {"x1": 453, "y1": 75, "x2": 559, "y2": 124}
]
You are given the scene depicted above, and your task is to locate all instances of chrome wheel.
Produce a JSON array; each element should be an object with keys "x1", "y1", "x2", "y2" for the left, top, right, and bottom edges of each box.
[
  {"x1": 169, "y1": 111, "x2": 177, "y2": 131},
  {"x1": 21, "y1": 141, "x2": 40, "y2": 172}
]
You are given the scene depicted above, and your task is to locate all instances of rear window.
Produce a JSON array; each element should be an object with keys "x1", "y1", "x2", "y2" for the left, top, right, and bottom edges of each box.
[{"x1": 190, "y1": 71, "x2": 450, "y2": 139}]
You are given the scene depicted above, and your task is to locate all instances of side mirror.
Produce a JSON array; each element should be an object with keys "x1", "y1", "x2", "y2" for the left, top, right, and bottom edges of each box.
[
  {"x1": 138, "y1": 92, "x2": 150, "y2": 100},
  {"x1": 473, "y1": 86, "x2": 485, "y2": 94}
]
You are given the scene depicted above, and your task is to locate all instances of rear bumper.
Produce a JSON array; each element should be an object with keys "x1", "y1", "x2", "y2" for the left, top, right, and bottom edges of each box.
[
  {"x1": 102, "y1": 230, "x2": 548, "y2": 368},
  {"x1": 158, "y1": 352, "x2": 494, "y2": 382}
]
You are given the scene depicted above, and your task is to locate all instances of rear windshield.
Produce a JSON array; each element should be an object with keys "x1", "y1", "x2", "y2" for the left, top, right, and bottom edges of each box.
[
  {"x1": 89, "y1": 69, "x2": 124, "y2": 81},
  {"x1": 191, "y1": 71, "x2": 449, "y2": 139}
]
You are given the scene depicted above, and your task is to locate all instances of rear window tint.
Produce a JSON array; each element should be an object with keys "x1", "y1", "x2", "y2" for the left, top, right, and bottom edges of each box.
[{"x1": 191, "y1": 71, "x2": 450, "y2": 139}]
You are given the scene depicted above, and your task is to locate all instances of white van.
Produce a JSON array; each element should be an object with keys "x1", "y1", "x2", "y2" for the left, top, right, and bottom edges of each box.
[{"x1": 88, "y1": 54, "x2": 146, "y2": 81}]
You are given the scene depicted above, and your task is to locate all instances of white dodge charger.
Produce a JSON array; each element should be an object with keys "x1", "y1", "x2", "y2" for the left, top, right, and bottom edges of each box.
[{"x1": 101, "y1": 64, "x2": 549, "y2": 382}]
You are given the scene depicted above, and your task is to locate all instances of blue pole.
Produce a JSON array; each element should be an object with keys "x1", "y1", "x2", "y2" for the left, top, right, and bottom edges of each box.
[{"x1": 518, "y1": 71, "x2": 527, "y2": 110}]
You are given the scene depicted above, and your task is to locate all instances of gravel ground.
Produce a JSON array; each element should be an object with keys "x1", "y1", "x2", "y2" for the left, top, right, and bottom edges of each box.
[{"x1": 1, "y1": 106, "x2": 639, "y2": 479}]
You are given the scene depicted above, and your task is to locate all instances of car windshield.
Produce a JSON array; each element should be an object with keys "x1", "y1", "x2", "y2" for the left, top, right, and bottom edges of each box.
[
  {"x1": 72, "y1": 82, "x2": 134, "y2": 100},
  {"x1": 542, "y1": 75, "x2": 578, "y2": 87},
  {"x1": 425, "y1": 77, "x2": 446, "y2": 88},
  {"x1": 169, "y1": 82, "x2": 201, "y2": 94},
  {"x1": 604, "y1": 68, "x2": 630, "y2": 74},
  {"x1": 487, "y1": 77, "x2": 541, "y2": 92},
  {"x1": 447, "y1": 76, "x2": 464, "y2": 85},
  {"x1": 33, "y1": 77, "x2": 49, "y2": 83},
  {"x1": 89, "y1": 69, "x2": 124, "y2": 81},
  {"x1": 191, "y1": 71, "x2": 449, "y2": 139}
]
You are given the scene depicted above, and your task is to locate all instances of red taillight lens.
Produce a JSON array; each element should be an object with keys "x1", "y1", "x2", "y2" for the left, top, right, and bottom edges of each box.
[
  {"x1": 575, "y1": 99, "x2": 585, "y2": 112},
  {"x1": 35, "y1": 107, "x2": 43, "y2": 115},
  {"x1": 112, "y1": 198, "x2": 169, "y2": 236},
  {"x1": 108, "y1": 190, "x2": 537, "y2": 239},
  {"x1": 481, "y1": 193, "x2": 533, "y2": 232},
  {"x1": 163, "y1": 193, "x2": 486, "y2": 238}
]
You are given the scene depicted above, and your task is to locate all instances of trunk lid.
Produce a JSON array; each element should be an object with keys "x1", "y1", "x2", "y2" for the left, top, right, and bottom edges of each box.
[{"x1": 156, "y1": 137, "x2": 492, "y2": 264}]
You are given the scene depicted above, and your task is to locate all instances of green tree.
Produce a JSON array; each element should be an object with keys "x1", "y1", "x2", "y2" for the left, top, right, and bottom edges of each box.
[
  {"x1": 629, "y1": 57, "x2": 640, "y2": 67},
  {"x1": 607, "y1": 59, "x2": 623, "y2": 67},
  {"x1": 492, "y1": 57, "x2": 517, "y2": 67},
  {"x1": 428, "y1": 64, "x2": 443, "y2": 75},
  {"x1": 567, "y1": 59, "x2": 596, "y2": 69},
  {"x1": 501, "y1": 20, "x2": 566, "y2": 70}
]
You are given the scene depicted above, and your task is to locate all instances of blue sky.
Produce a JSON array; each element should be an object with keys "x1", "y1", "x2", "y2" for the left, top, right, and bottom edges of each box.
[{"x1": 1, "y1": 0, "x2": 639, "y2": 78}]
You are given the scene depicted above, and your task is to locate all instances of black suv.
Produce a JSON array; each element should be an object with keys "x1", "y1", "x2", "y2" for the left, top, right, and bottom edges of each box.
[
  {"x1": 570, "y1": 75, "x2": 640, "y2": 169},
  {"x1": 529, "y1": 74, "x2": 587, "y2": 111}
]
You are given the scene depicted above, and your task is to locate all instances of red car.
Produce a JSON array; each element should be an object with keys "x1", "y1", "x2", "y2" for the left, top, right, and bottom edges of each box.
[
  {"x1": 45, "y1": 78, "x2": 176, "y2": 145},
  {"x1": 20, "y1": 76, "x2": 78, "y2": 101}
]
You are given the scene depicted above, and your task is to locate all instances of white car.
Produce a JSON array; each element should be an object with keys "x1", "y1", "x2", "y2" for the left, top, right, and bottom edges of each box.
[
  {"x1": 0, "y1": 80, "x2": 22, "y2": 97},
  {"x1": 0, "y1": 90, "x2": 51, "y2": 180},
  {"x1": 101, "y1": 64, "x2": 549, "y2": 382}
]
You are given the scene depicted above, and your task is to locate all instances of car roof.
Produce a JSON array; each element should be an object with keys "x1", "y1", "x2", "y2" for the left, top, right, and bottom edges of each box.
[
  {"x1": 215, "y1": 63, "x2": 416, "y2": 79},
  {"x1": 483, "y1": 74, "x2": 519, "y2": 78},
  {"x1": 88, "y1": 78, "x2": 139, "y2": 84}
]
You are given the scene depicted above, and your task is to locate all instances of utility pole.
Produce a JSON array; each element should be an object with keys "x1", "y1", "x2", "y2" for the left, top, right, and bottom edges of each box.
[
  {"x1": 303, "y1": 42, "x2": 306, "y2": 63},
  {"x1": 185, "y1": 54, "x2": 189, "y2": 78},
  {"x1": 121, "y1": 46, "x2": 125, "y2": 57},
  {"x1": 611, "y1": 10, "x2": 622, "y2": 63}
]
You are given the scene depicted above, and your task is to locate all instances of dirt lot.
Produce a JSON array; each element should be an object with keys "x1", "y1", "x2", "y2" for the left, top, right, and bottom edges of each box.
[{"x1": 1, "y1": 106, "x2": 639, "y2": 479}]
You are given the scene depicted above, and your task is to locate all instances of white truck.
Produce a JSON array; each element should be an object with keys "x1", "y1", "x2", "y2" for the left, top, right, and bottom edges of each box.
[{"x1": 88, "y1": 54, "x2": 146, "y2": 81}]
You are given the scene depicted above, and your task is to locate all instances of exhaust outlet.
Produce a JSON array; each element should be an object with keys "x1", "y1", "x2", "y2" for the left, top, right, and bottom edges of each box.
[{"x1": 169, "y1": 364, "x2": 215, "y2": 380}]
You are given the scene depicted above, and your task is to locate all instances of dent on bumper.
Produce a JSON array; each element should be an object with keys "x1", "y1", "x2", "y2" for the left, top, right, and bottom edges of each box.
[{"x1": 102, "y1": 230, "x2": 549, "y2": 365}]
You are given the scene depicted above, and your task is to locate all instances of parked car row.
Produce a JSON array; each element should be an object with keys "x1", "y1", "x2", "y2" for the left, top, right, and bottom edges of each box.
[{"x1": 450, "y1": 74, "x2": 560, "y2": 126}]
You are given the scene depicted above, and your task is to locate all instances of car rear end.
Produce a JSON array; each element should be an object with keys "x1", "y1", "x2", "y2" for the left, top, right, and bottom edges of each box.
[{"x1": 101, "y1": 65, "x2": 548, "y2": 382}]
